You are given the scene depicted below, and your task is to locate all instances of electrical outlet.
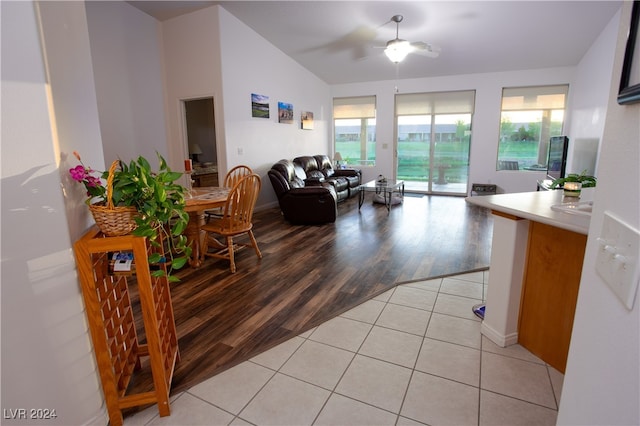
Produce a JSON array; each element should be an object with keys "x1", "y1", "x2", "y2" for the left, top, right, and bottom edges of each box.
[
  {"x1": 595, "y1": 211, "x2": 640, "y2": 310},
  {"x1": 237, "y1": 147, "x2": 244, "y2": 155}
]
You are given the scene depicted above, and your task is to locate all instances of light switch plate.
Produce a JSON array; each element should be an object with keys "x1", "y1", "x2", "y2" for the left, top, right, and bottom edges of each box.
[{"x1": 595, "y1": 211, "x2": 640, "y2": 310}]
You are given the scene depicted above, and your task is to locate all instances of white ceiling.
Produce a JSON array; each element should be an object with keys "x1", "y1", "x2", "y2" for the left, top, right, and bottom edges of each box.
[{"x1": 127, "y1": 1, "x2": 622, "y2": 85}]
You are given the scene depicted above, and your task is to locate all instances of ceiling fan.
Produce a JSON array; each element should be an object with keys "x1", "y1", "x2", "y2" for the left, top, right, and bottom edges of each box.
[{"x1": 382, "y1": 15, "x2": 441, "y2": 63}]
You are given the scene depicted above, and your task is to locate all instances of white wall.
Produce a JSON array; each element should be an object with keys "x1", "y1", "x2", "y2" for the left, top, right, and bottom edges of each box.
[
  {"x1": 331, "y1": 68, "x2": 577, "y2": 193},
  {"x1": 564, "y1": 9, "x2": 619, "y2": 177},
  {"x1": 160, "y1": 5, "x2": 222, "y2": 183},
  {"x1": 161, "y1": 5, "x2": 331, "y2": 206},
  {"x1": 1, "y1": 1, "x2": 107, "y2": 424},
  {"x1": 558, "y1": 2, "x2": 639, "y2": 424},
  {"x1": 85, "y1": 1, "x2": 168, "y2": 164},
  {"x1": 216, "y1": 7, "x2": 331, "y2": 182}
]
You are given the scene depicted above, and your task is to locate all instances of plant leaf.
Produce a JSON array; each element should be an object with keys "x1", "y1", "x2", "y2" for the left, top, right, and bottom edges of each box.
[
  {"x1": 167, "y1": 275, "x2": 181, "y2": 283},
  {"x1": 172, "y1": 256, "x2": 188, "y2": 270},
  {"x1": 148, "y1": 252, "x2": 163, "y2": 264}
]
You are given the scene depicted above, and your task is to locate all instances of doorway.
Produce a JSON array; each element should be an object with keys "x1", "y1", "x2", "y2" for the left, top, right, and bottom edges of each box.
[{"x1": 183, "y1": 97, "x2": 218, "y2": 187}]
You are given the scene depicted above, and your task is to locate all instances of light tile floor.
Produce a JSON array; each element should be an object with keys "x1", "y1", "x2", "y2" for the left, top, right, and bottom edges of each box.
[{"x1": 125, "y1": 270, "x2": 564, "y2": 426}]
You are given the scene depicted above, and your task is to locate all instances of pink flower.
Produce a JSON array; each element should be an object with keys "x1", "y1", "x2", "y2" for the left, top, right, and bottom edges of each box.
[
  {"x1": 68, "y1": 153, "x2": 107, "y2": 201},
  {"x1": 69, "y1": 165, "x2": 87, "y2": 182},
  {"x1": 85, "y1": 175, "x2": 101, "y2": 187}
]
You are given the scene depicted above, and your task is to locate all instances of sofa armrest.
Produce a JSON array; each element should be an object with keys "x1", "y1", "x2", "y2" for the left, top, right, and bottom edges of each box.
[
  {"x1": 288, "y1": 186, "x2": 336, "y2": 198},
  {"x1": 333, "y1": 168, "x2": 361, "y2": 178},
  {"x1": 304, "y1": 177, "x2": 325, "y2": 186}
]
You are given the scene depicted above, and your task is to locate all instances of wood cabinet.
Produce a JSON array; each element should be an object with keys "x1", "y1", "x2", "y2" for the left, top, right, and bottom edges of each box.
[
  {"x1": 518, "y1": 221, "x2": 587, "y2": 373},
  {"x1": 192, "y1": 172, "x2": 218, "y2": 187},
  {"x1": 73, "y1": 227, "x2": 179, "y2": 426}
]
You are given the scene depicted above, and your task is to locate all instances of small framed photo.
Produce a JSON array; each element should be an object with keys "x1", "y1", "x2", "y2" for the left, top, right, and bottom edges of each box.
[
  {"x1": 301, "y1": 111, "x2": 314, "y2": 130},
  {"x1": 618, "y1": 1, "x2": 640, "y2": 105},
  {"x1": 278, "y1": 102, "x2": 294, "y2": 124},
  {"x1": 251, "y1": 93, "x2": 270, "y2": 118}
]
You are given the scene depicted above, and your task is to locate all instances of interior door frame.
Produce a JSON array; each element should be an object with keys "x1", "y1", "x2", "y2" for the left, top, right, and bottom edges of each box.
[{"x1": 178, "y1": 94, "x2": 222, "y2": 176}]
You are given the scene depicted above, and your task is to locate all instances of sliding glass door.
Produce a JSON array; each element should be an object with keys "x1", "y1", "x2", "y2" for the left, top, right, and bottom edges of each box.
[{"x1": 396, "y1": 91, "x2": 475, "y2": 195}]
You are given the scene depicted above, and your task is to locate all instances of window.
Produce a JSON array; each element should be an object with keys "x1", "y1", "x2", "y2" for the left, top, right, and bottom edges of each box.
[
  {"x1": 395, "y1": 90, "x2": 475, "y2": 194},
  {"x1": 497, "y1": 85, "x2": 569, "y2": 171},
  {"x1": 333, "y1": 96, "x2": 376, "y2": 166}
]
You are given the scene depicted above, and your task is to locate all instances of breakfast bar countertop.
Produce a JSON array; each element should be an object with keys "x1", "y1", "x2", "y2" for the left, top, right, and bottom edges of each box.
[{"x1": 465, "y1": 187, "x2": 595, "y2": 235}]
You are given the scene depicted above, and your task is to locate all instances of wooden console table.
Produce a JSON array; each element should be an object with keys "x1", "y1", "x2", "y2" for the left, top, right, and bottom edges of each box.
[{"x1": 73, "y1": 227, "x2": 179, "y2": 426}]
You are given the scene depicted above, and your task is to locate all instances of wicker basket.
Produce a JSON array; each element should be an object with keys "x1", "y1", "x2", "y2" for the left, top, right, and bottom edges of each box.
[{"x1": 89, "y1": 160, "x2": 138, "y2": 236}]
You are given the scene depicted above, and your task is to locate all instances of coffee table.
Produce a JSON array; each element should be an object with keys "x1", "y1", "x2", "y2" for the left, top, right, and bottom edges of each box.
[{"x1": 358, "y1": 179, "x2": 405, "y2": 213}]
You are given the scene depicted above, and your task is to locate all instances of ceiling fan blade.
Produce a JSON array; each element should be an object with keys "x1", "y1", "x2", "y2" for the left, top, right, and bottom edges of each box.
[{"x1": 411, "y1": 41, "x2": 441, "y2": 58}]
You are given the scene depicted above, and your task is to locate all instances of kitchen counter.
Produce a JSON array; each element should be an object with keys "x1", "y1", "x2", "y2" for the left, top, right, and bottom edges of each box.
[
  {"x1": 466, "y1": 188, "x2": 593, "y2": 372},
  {"x1": 465, "y1": 187, "x2": 594, "y2": 234}
]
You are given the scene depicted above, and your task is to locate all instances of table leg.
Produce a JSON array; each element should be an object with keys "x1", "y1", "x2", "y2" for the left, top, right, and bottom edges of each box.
[
  {"x1": 358, "y1": 187, "x2": 365, "y2": 209},
  {"x1": 385, "y1": 189, "x2": 391, "y2": 213},
  {"x1": 186, "y1": 211, "x2": 205, "y2": 267}
]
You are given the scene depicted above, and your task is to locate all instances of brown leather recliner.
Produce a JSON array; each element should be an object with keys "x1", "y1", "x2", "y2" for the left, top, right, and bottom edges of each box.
[
  {"x1": 267, "y1": 159, "x2": 338, "y2": 224},
  {"x1": 313, "y1": 154, "x2": 362, "y2": 198},
  {"x1": 293, "y1": 155, "x2": 349, "y2": 202}
]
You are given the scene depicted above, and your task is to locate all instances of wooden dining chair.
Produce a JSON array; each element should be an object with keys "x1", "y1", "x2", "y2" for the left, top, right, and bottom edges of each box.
[
  {"x1": 206, "y1": 165, "x2": 253, "y2": 221},
  {"x1": 224, "y1": 165, "x2": 253, "y2": 187},
  {"x1": 201, "y1": 174, "x2": 262, "y2": 273}
]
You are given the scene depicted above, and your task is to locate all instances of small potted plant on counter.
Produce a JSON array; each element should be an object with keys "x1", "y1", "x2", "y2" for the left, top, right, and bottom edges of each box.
[{"x1": 550, "y1": 170, "x2": 597, "y2": 197}]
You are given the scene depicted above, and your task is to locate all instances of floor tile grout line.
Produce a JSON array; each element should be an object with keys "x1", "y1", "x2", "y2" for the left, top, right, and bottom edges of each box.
[
  {"x1": 481, "y1": 346, "x2": 549, "y2": 366},
  {"x1": 239, "y1": 275, "x2": 551, "y2": 421},
  {"x1": 133, "y1": 270, "x2": 560, "y2": 425},
  {"x1": 228, "y1": 337, "x2": 309, "y2": 423},
  {"x1": 477, "y1": 328, "x2": 485, "y2": 426},
  {"x1": 393, "y1": 283, "x2": 440, "y2": 426},
  {"x1": 318, "y1": 287, "x2": 427, "y2": 422},
  {"x1": 183, "y1": 388, "x2": 254, "y2": 425},
  {"x1": 479, "y1": 388, "x2": 561, "y2": 412},
  {"x1": 544, "y1": 364, "x2": 561, "y2": 410},
  {"x1": 310, "y1": 293, "x2": 399, "y2": 426}
]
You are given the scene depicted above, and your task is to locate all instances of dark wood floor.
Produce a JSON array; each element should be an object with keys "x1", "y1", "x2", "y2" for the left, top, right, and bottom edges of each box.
[{"x1": 126, "y1": 194, "x2": 493, "y2": 406}]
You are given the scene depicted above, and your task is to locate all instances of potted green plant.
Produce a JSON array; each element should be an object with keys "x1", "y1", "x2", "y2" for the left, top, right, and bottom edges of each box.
[
  {"x1": 112, "y1": 154, "x2": 191, "y2": 282},
  {"x1": 70, "y1": 152, "x2": 191, "y2": 281},
  {"x1": 550, "y1": 170, "x2": 597, "y2": 197}
]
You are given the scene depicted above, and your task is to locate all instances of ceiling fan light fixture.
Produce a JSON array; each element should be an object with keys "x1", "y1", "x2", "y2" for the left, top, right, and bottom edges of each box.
[{"x1": 384, "y1": 39, "x2": 412, "y2": 63}]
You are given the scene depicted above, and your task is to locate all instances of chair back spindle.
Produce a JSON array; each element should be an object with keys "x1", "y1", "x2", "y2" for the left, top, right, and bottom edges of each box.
[
  {"x1": 221, "y1": 174, "x2": 261, "y2": 232},
  {"x1": 201, "y1": 173, "x2": 262, "y2": 272},
  {"x1": 224, "y1": 165, "x2": 253, "y2": 188},
  {"x1": 205, "y1": 165, "x2": 253, "y2": 222}
]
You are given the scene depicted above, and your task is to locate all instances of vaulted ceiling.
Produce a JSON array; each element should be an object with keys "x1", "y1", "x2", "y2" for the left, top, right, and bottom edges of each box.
[{"x1": 128, "y1": 1, "x2": 622, "y2": 85}]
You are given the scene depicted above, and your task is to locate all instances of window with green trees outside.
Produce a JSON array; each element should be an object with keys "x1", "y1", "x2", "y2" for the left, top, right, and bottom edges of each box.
[
  {"x1": 497, "y1": 85, "x2": 569, "y2": 171},
  {"x1": 333, "y1": 96, "x2": 376, "y2": 166}
]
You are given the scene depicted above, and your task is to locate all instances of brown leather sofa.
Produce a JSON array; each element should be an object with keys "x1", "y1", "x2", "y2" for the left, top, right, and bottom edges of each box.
[{"x1": 268, "y1": 155, "x2": 361, "y2": 224}]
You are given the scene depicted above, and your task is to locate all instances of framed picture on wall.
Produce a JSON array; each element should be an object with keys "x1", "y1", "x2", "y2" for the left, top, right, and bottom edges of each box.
[
  {"x1": 278, "y1": 102, "x2": 294, "y2": 124},
  {"x1": 251, "y1": 93, "x2": 270, "y2": 118},
  {"x1": 301, "y1": 111, "x2": 314, "y2": 130},
  {"x1": 618, "y1": 1, "x2": 640, "y2": 105}
]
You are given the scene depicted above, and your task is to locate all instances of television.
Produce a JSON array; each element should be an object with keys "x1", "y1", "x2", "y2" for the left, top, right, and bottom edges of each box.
[{"x1": 546, "y1": 136, "x2": 568, "y2": 181}]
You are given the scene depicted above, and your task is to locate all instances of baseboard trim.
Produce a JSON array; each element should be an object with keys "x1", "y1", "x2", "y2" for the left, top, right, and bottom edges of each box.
[{"x1": 481, "y1": 321, "x2": 519, "y2": 347}]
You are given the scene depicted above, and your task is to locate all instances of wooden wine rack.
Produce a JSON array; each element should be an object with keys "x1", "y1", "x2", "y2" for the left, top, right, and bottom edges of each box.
[{"x1": 73, "y1": 226, "x2": 179, "y2": 426}]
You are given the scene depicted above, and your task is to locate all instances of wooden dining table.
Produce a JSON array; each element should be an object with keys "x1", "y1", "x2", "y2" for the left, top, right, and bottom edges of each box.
[{"x1": 184, "y1": 186, "x2": 230, "y2": 267}]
